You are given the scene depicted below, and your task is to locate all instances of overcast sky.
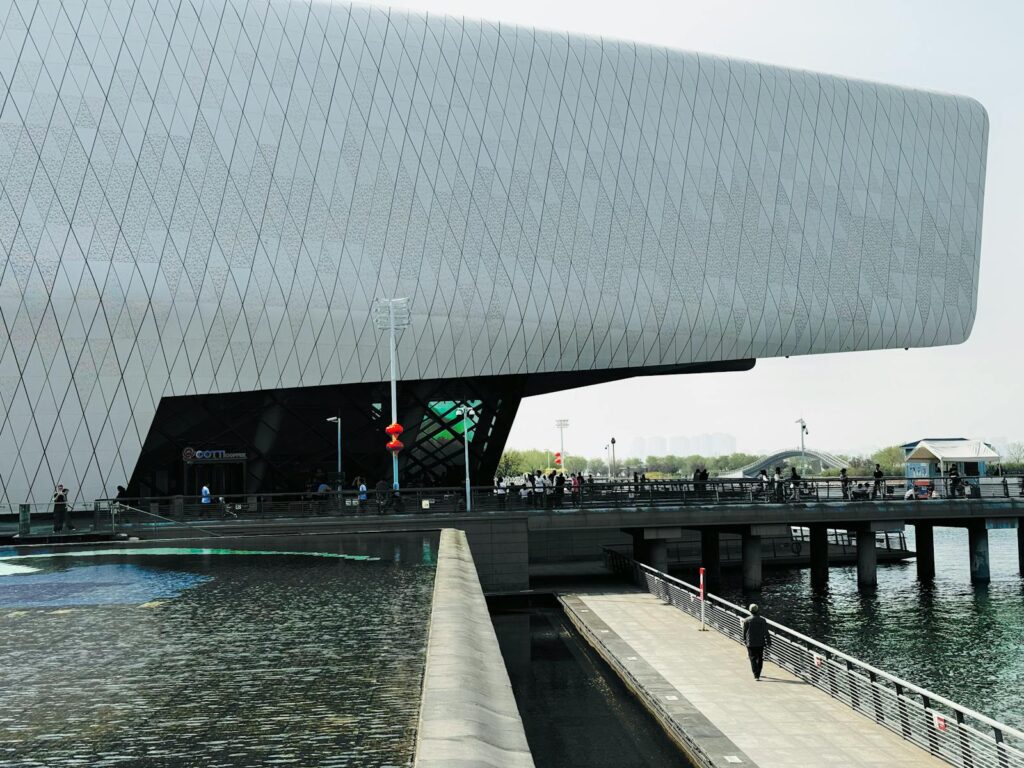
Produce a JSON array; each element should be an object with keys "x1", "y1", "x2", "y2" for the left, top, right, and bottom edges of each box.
[{"x1": 364, "y1": 0, "x2": 1023, "y2": 457}]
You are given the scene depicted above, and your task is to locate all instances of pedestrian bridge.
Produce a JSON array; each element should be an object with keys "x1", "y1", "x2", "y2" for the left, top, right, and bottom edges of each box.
[
  {"x1": 721, "y1": 448, "x2": 848, "y2": 477},
  {"x1": 7, "y1": 476, "x2": 1024, "y2": 593}
]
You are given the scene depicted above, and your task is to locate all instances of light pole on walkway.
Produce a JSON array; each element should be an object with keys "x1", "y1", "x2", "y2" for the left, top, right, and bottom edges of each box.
[
  {"x1": 458, "y1": 405, "x2": 475, "y2": 511},
  {"x1": 374, "y1": 297, "x2": 411, "y2": 489},
  {"x1": 555, "y1": 419, "x2": 569, "y2": 472},
  {"x1": 325, "y1": 416, "x2": 342, "y2": 489},
  {"x1": 796, "y1": 418, "x2": 809, "y2": 471},
  {"x1": 610, "y1": 437, "x2": 617, "y2": 479}
]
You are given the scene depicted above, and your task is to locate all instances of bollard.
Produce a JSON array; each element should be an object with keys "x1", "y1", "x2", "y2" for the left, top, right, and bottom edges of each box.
[{"x1": 18, "y1": 503, "x2": 31, "y2": 536}]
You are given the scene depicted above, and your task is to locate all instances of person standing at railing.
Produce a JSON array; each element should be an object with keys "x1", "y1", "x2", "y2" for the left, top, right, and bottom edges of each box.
[
  {"x1": 788, "y1": 467, "x2": 801, "y2": 501},
  {"x1": 871, "y1": 464, "x2": 884, "y2": 499},
  {"x1": 358, "y1": 478, "x2": 368, "y2": 510},
  {"x1": 839, "y1": 468, "x2": 850, "y2": 500},
  {"x1": 742, "y1": 603, "x2": 771, "y2": 681},
  {"x1": 757, "y1": 469, "x2": 769, "y2": 499},
  {"x1": 772, "y1": 467, "x2": 784, "y2": 502},
  {"x1": 52, "y1": 484, "x2": 68, "y2": 533},
  {"x1": 495, "y1": 477, "x2": 507, "y2": 510}
]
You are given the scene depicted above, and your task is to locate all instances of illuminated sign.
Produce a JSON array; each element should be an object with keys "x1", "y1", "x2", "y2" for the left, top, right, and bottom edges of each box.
[{"x1": 182, "y1": 447, "x2": 247, "y2": 462}]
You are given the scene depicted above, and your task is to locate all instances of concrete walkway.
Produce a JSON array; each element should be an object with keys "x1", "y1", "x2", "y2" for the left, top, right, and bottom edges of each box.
[{"x1": 563, "y1": 590, "x2": 947, "y2": 768}]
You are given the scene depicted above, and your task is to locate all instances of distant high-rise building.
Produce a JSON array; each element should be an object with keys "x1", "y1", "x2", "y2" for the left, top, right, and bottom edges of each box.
[
  {"x1": 648, "y1": 436, "x2": 667, "y2": 456},
  {"x1": 670, "y1": 436, "x2": 692, "y2": 456},
  {"x1": 629, "y1": 437, "x2": 648, "y2": 459}
]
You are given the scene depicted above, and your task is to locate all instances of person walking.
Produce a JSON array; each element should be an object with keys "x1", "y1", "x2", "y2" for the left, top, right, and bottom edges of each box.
[
  {"x1": 197, "y1": 483, "x2": 211, "y2": 517},
  {"x1": 741, "y1": 603, "x2": 771, "y2": 680}
]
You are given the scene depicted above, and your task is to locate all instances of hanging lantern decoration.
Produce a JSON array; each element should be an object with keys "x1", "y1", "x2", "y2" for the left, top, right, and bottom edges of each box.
[{"x1": 385, "y1": 423, "x2": 404, "y2": 453}]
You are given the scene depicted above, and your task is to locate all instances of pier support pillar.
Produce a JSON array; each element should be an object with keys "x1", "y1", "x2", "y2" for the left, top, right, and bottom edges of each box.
[
  {"x1": 915, "y1": 524, "x2": 935, "y2": 581},
  {"x1": 810, "y1": 524, "x2": 829, "y2": 588},
  {"x1": 856, "y1": 529, "x2": 877, "y2": 588},
  {"x1": 741, "y1": 533, "x2": 762, "y2": 591},
  {"x1": 629, "y1": 531, "x2": 649, "y2": 565},
  {"x1": 1019, "y1": 524, "x2": 1024, "y2": 577},
  {"x1": 701, "y1": 529, "x2": 721, "y2": 590},
  {"x1": 647, "y1": 540, "x2": 669, "y2": 574},
  {"x1": 969, "y1": 524, "x2": 990, "y2": 584}
]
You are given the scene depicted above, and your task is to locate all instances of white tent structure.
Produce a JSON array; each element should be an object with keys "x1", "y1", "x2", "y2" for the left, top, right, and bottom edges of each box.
[{"x1": 904, "y1": 440, "x2": 1001, "y2": 465}]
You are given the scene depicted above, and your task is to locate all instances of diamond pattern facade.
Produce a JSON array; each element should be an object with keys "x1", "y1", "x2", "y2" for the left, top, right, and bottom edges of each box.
[{"x1": 0, "y1": 0, "x2": 988, "y2": 504}]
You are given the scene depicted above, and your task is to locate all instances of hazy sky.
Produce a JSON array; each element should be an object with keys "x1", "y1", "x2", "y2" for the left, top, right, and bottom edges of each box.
[{"x1": 364, "y1": 0, "x2": 1023, "y2": 457}]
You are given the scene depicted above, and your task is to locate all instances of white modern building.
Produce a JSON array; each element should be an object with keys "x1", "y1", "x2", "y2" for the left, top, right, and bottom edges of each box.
[{"x1": 0, "y1": 0, "x2": 988, "y2": 504}]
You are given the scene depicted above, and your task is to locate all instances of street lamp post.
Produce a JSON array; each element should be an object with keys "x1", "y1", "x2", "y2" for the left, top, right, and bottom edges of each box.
[
  {"x1": 325, "y1": 416, "x2": 342, "y2": 489},
  {"x1": 555, "y1": 419, "x2": 569, "y2": 472},
  {"x1": 604, "y1": 444, "x2": 610, "y2": 479},
  {"x1": 374, "y1": 297, "x2": 411, "y2": 489},
  {"x1": 610, "y1": 437, "x2": 617, "y2": 480},
  {"x1": 796, "y1": 418, "x2": 809, "y2": 472},
  {"x1": 459, "y1": 405, "x2": 475, "y2": 511}
]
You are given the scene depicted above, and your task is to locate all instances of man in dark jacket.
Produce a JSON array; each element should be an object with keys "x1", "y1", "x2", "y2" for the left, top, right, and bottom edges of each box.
[{"x1": 741, "y1": 603, "x2": 771, "y2": 680}]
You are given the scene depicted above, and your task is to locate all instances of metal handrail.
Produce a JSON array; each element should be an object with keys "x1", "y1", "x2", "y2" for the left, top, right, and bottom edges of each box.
[
  {"x1": 109, "y1": 502, "x2": 224, "y2": 538},
  {"x1": 603, "y1": 547, "x2": 1024, "y2": 766},
  {"x1": 94, "y1": 474, "x2": 1024, "y2": 510}
]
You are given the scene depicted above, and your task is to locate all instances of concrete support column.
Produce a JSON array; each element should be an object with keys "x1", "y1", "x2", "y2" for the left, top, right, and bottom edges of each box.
[
  {"x1": 701, "y1": 529, "x2": 721, "y2": 590},
  {"x1": 809, "y1": 524, "x2": 829, "y2": 589},
  {"x1": 647, "y1": 540, "x2": 669, "y2": 574},
  {"x1": 915, "y1": 524, "x2": 935, "y2": 581},
  {"x1": 630, "y1": 531, "x2": 649, "y2": 565},
  {"x1": 1018, "y1": 523, "x2": 1024, "y2": 577},
  {"x1": 741, "y1": 533, "x2": 762, "y2": 591},
  {"x1": 969, "y1": 524, "x2": 990, "y2": 584},
  {"x1": 856, "y1": 529, "x2": 877, "y2": 588}
]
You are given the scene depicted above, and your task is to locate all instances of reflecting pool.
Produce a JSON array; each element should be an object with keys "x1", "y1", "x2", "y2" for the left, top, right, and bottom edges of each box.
[{"x1": 0, "y1": 534, "x2": 436, "y2": 767}]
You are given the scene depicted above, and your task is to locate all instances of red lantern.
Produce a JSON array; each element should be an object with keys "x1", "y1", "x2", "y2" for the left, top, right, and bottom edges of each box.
[
  {"x1": 385, "y1": 423, "x2": 404, "y2": 437},
  {"x1": 386, "y1": 438, "x2": 404, "y2": 453}
]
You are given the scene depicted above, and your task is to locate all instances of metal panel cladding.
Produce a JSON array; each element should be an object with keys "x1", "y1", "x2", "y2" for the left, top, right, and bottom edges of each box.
[{"x1": 0, "y1": 0, "x2": 988, "y2": 503}]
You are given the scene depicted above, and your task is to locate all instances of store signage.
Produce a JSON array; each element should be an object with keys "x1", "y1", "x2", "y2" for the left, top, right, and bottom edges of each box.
[{"x1": 182, "y1": 447, "x2": 247, "y2": 462}]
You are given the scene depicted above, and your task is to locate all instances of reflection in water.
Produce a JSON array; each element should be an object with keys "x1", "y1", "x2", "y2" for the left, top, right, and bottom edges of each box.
[
  {"x1": 491, "y1": 597, "x2": 693, "y2": 768},
  {"x1": 0, "y1": 536, "x2": 435, "y2": 767},
  {"x1": 714, "y1": 527, "x2": 1024, "y2": 730}
]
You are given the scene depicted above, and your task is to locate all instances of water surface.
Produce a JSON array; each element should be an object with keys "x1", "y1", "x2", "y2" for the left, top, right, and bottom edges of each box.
[
  {"x1": 492, "y1": 596, "x2": 693, "y2": 768},
  {"x1": 0, "y1": 535, "x2": 435, "y2": 767}
]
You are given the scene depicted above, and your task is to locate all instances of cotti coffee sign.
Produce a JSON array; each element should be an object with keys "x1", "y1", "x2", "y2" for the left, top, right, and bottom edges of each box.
[{"x1": 182, "y1": 447, "x2": 247, "y2": 462}]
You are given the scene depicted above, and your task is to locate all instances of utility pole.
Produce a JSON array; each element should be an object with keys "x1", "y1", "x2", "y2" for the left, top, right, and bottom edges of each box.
[
  {"x1": 610, "y1": 437, "x2": 617, "y2": 480},
  {"x1": 374, "y1": 297, "x2": 411, "y2": 490}
]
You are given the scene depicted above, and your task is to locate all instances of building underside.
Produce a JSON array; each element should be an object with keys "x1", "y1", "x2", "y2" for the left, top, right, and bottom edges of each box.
[{"x1": 128, "y1": 359, "x2": 754, "y2": 497}]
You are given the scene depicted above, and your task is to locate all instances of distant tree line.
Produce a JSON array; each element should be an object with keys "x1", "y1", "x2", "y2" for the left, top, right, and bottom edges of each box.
[
  {"x1": 495, "y1": 449, "x2": 762, "y2": 478},
  {"x1": 497, "y1": 442, "x2": 1024, "y2": 480}
]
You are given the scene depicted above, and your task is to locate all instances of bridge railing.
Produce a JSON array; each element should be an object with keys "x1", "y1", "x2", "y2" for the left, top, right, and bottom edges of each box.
[
  {"x1": 5, "y1": 475, "x2": 1021, "y2": 536},
  {"x1": 603, "y1": 547, "x2": 1024, "y2": 768}
]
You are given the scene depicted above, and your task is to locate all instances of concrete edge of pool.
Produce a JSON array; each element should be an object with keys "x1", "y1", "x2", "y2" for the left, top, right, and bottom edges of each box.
[{"x1": 414, "y1": 528, "x2": 535, "y2": 768}]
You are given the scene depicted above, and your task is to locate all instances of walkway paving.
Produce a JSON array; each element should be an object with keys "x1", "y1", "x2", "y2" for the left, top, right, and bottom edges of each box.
[{"x1": 562, "y1": 590, "x2": 947, "y2": 768}]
